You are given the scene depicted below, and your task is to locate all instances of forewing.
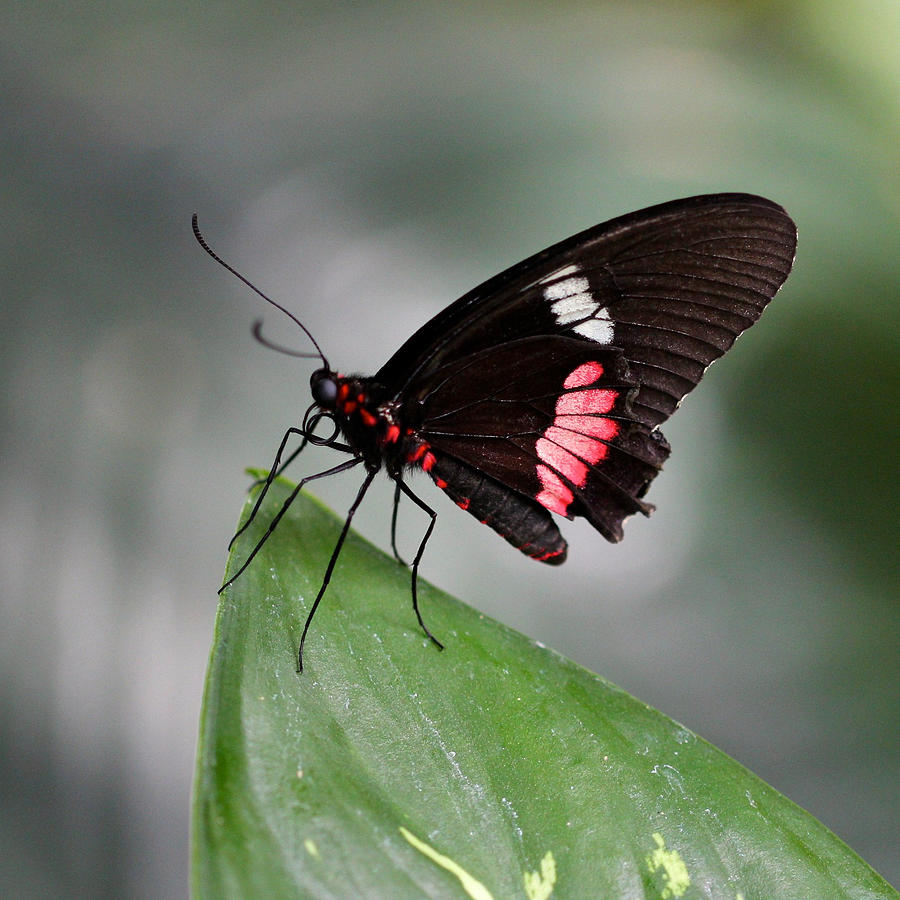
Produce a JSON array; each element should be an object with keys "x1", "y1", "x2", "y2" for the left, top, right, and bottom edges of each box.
[{"x1": 376, "y1": 193, "x2": 796, "y2": 430}]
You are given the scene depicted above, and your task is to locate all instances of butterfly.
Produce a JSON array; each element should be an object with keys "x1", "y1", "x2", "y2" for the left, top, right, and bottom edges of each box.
[{"x1": 194, "y1": 193, "x2": 796, "y2": 671}]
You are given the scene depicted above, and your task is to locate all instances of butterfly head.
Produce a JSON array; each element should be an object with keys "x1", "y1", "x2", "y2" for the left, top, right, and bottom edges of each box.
[
  {"x1": 312, "y1": 371, "x2": 378, "y2": 427},
  {"x1": 310, "y1": 368, "x2": 339, "y2": 410}
]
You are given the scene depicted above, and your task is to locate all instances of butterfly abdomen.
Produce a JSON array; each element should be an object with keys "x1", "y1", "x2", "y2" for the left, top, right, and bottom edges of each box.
[{"x1": 427, "y1": 454, "x2": 568, "y2": 564}]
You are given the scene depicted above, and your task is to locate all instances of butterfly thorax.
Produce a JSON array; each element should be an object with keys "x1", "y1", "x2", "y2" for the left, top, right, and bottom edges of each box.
[{"x1": 310, "y1": 368, "x2": 430, "y2": 476}]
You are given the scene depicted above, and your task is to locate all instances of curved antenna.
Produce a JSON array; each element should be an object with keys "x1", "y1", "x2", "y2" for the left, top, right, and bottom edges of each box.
[
  {"x1": 192, "y1": 214, "x2": 329, "y2": 368},
  {"x1": 251, "y1": 319, "x2": 322, "y2": 359}
]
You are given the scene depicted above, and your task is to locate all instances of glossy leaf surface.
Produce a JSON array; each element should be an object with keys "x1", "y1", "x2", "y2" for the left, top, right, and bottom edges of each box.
[{"x1": 192, "y1": 484, "x2": 897, "y2": 899}]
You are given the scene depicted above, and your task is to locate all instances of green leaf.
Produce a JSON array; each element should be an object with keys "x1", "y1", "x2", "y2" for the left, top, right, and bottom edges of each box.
[{"x1": 192, "y1": 483, "x2": 897, "y2": 899}]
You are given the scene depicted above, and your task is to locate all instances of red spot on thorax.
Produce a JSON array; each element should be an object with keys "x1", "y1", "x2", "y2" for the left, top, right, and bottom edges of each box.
[
  {"x1": 409, "y1": 443, "x2": 437, "y2": 474},
  {"x1": 384, "y1": 423, "x2": 401, "y2": 444},
  {"x1": 337, "y1": 382, "x2": 350, "y2": 401},
  {"x1": 359, "y1": 408, "x2": 377, "y2": 427}
]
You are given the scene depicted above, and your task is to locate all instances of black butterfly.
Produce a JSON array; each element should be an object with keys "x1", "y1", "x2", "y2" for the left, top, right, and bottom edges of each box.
[{"x1": 195, "y1": 193, "x2": 796, "y2": 671}]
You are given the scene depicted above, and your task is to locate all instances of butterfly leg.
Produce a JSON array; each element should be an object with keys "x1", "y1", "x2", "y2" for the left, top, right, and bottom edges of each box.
[
  {"x1": 298, "y1": 467, "x2": 378, "y2": 672},
  {"x1": 395, "y1": 478, "x2": 444, "y2": 652},
  {"x1": 229, "y1": 427, "x2": 309, "y2": 550},
  {"x1": 220, "y1": 455, "x2": 364, "y2": 594},
  {"x1": 247, "y1": 432, "x2": 354, "y2": 492},
  {"x1": 390, "y1": 477, "x2": 408, "y2": 567},
  {"x1": 233, "y1": 423, "x2": 358, "y2": 549}
]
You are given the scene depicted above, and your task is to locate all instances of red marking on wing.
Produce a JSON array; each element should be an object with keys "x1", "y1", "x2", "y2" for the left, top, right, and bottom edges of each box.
[
  {"x1": 556, "y1": 388, "x2": 617, "y2": 416},
  {"x1": 554, "y1": 416, "x2": 619, "y2": 444},
  {"x1": 456, "y1": 497, "x2": 470, "y2": 511},
  {"x1": 534, "y1": 362, "x2": 621, "y2": 515},
  {"x1": 422, "y1": 451, "x2": 436, "y2": 472},
  {"x1": 563, "y1": 361, "x2": 605, "y2": 389},
  {"x1": 536, "y1": 465, "x2": 574, "y2": 514},
  {"x1": 536, "y1": 438, "x2": 588, "y2": 486},
  {"x1": 544, "y1": 425, "x2": 606, "y2": 461}
]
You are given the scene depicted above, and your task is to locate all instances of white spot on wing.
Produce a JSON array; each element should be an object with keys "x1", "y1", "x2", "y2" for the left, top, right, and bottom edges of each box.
[
  {"x1": 550, "y1": 292, "x2": 596, "y2": 324},
  {"x1": 543, "y1": 274, "x2": 615, "y2": 345},
  {"x1": 574, "y1": 314, "x2": 614, "y2": 343},
  {"x1": 543, "y1": 275, "x2": 589, "y2": 301}
]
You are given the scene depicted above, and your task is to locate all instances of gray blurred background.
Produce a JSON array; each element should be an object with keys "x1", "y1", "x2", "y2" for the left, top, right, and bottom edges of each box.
[{"x1": 2, "y1": 1, "x2": 898, "y2": 896}]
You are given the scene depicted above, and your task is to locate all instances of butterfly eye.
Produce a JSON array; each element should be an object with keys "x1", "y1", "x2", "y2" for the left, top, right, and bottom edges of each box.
[{"x1": 310, "y1": 370, "x2": 338, "y2": 408}]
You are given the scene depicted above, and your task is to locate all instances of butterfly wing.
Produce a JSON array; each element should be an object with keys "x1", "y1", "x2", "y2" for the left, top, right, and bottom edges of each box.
[{"x1": 378, "y1": 193, "x2": 796, "y2": 547}]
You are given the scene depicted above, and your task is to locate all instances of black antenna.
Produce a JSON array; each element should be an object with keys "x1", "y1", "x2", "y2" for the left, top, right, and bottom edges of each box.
[
  {"x1": 192, "y1": 214, "x2": 329, "y2": 368},
  {"x1": 251, "y1": 319, "x2": 321, "y2": 359}
]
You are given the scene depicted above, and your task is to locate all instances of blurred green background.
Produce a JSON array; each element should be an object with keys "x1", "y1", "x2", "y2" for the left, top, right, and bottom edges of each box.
[{"x1": 2, "y1": 1, "x2": 898, "y2": 896}]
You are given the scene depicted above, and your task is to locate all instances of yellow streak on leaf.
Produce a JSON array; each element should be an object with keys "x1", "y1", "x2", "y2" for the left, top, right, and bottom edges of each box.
[{"x1": 399, "y1": 826, "x2": 494, "y2": 900}]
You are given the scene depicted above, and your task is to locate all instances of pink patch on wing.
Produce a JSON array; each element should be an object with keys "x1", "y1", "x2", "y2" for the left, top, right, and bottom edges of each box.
[
  {"x1": 544, "y1": 425, "x2": 608, "y2": 466},
  {"x1": 555, "y1": 415, "x2": 619, "y2": 444},
  {"x1": 533, "y1": 362, "x2": 622, "y2": 513},
  {"x1": 536, "y1": 438, "x2": 589, "y2": 486},
  {"x1": 535, "y1": 465, "x2": 574, "y2": 514},
  {"x1": 563, "y1": 361, "x2": 605, "y2": 389},
  {"x1": 555, "y1": 388, "x2": 617, "y2": 416}
]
